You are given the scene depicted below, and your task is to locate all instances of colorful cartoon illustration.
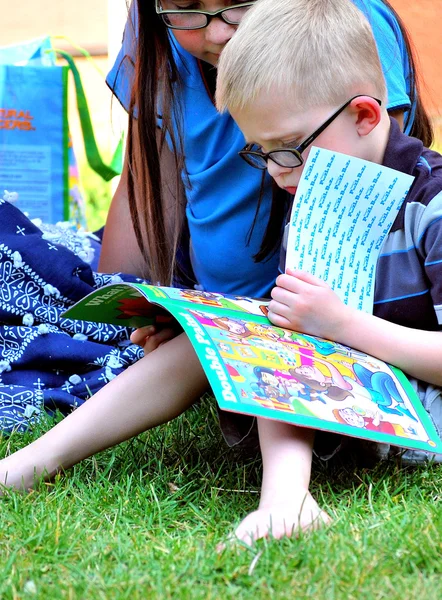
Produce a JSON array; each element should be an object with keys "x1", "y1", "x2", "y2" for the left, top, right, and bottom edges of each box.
[
  {"x1": 287, "y1": 368, "x2": 351, "y2": 402},
  {"x1": 332, "y1": 407, "x2": 409, "y2": 437},
  {"x1": 64, "y1": 282, "x2": 442, "y2": 453},
  {"x1": 217, "y1": 342, "x2": 232, "y2": 353},
  {"x1": 251, "y1": 367, "x2": 295, "y2": 405},
  {"x1": 212, "y1": 317, "x2": 255, "y2": 339},
  {"x1": 178, "y1": 289, "x2": 224, "y2": 306},
  {"x1": 246, "y1": 322, "x2": 287, "y2": 342},
  {"x1": 345, "y1": 363, "x2": 418, "y2": 422},
  {"x1": 252, "y1": 394, "x2": 297, "y2": 413}
]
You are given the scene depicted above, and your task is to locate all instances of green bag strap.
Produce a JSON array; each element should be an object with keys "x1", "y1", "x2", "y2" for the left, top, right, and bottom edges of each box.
[{"x1": 54, "y1": 49, "x2": 123, "y2": 182}]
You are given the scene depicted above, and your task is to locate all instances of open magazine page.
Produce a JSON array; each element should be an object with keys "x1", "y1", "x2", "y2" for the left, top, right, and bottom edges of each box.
[
  {"x1": 62, "y1": 282, "x2": 270, "y2": 328},
  {"x1": 63, "y1": 284, "x2": 442, "y2": 453},
  {"x1": 175, "y1": 307, "x2": 442, "y2": 453},
  {"x1": 285, "y1": 147, "x2": 415, "y2": 312}
]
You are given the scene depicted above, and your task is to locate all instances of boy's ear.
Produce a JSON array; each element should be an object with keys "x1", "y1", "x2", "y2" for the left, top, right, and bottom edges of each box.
[{"x1": 350, "y1": 96, "x2": 382, "y2": 136}]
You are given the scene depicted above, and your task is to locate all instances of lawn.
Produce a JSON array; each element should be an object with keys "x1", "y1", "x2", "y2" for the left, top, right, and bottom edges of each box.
[{"x1": 1, "y1": 396, "x2": 441, "y2": 599}]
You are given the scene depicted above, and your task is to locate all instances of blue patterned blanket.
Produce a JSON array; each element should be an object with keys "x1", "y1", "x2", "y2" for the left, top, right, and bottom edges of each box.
[{"x1": 0, "y1": 196, "x2": 144, "y2": 433}]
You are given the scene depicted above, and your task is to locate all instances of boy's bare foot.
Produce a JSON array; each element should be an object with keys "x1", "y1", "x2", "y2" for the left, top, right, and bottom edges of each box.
[{"x1": 234, "y1": 491, "x2": 331, "y2": 546}]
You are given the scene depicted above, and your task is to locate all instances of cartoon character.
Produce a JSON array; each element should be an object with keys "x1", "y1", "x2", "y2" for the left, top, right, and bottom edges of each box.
[
  {"x1": 291, "y1": 359, "x2": 353, "y2": 395},
  {"x1": 288, "y1": 369, "x2": 351, "y2": 402},
  {"x1": 179, "y1": 289, "x2": 224, "y2": 307},
  {"x1": 238, "y1": 346, "x2": 258, "y2": 358},
  {"x1": 212, "y1": 317, "x2": 254, "y2": 339},
  {"x1": 332, "y1": 407, "x2": 408, "y2": 437},
  {"x1": 246, "y1": 322, "x2": 286, "y2": 342},
  {"x1": 251, "y1": 367, "x2": 294, "y2": 404},
  {"x1": 347, "y1": 363, "x2": 418, "y2": 422}
]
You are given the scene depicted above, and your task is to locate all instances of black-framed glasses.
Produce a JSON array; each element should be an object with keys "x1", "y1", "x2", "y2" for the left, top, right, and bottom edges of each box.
[
  {"x1": 155, "y1": 0, "x2": 256, "y2": 30},
  {"x1": 239, "y1": 95, "x2": 382, "y2": 170}
]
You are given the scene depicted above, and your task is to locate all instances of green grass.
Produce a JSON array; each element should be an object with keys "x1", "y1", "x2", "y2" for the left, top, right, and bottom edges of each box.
[
  {"x1": 80, "y1": 163, "x2": 113, "y2": 232},
  {"x1": 1, "y1": 397, "x2": 441, "y2": 599}
]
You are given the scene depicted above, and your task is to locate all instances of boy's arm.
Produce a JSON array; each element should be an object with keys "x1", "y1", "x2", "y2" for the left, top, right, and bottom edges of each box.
[{"x1": 269, "y1": 269, "x2": 442, "y2": 387}]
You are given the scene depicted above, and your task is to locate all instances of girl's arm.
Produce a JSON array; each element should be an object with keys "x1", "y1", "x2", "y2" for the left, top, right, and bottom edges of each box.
[
  {"x1": 99, "y1": 148, "x2": 148, "y2": 277},
  {"x1": 99, "y1": 121, "x2": 185, "y2": 278},
  {"x1": 269, "y1": 269, "x2": 442, "y2": 387}
]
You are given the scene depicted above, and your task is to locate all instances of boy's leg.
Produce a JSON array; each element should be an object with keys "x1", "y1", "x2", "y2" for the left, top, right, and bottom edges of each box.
[
  {"x1": 234, "y1": 419, "x2": 330, "y2": 545},
  {"x1": 0, "y1": 333, "x2": 207, "y2": 490}
]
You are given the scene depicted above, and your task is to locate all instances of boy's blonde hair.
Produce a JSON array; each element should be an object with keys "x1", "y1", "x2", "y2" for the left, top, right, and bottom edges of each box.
[{"x1": 216, "y1": 0, "x2": 387, "y2": 112}]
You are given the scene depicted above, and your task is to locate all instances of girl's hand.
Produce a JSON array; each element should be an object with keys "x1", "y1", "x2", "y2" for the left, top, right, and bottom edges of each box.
[
  {"x1": 130, "y1": 324, "x2": 178, "y2": 355},
  {"x1": 268, "y1": 268, "x2": 357, "y2": 341}
]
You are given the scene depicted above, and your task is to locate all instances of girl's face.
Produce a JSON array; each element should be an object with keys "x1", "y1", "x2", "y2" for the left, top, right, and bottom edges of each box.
[{"x1": 161, "y1": 1, "x2": 249, "y2": 66}]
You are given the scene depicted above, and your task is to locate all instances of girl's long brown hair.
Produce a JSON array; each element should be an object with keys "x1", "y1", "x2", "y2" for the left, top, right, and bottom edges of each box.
[{"x1": 126, "y1": 0, "x2": 187, "y2": 285}]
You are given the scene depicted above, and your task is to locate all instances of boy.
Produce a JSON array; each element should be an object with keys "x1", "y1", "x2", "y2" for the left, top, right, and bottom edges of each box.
[{"x1": 215, "y1": 0, "x2": 442, "y2": 543}]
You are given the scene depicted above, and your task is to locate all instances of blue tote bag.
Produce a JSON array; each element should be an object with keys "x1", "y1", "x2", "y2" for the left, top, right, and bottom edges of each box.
[
  {"x1": 0, "y1": 38, "x2": 72, "y2": 223},
  {"x1": 0, "y1": 37, "x2": 122, "y2": 226}
]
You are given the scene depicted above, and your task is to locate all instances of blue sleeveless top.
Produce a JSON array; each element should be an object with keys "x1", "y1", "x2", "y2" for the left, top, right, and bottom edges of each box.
[{"x1": 107, "y1": 0, "x2": 413, "y2": 297}]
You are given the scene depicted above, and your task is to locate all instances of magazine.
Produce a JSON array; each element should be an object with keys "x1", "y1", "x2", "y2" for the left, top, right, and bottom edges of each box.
[{"x1": 63, "y1": 283, "x2": 442, "y2": 454}]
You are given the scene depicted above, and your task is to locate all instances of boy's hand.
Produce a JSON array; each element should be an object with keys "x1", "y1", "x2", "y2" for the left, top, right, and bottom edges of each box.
[
  {"x1": 130, "y1": 324, "x2": 178, "y2": 355},
  {"x1": 268, "y1": 268, "x2": 356, "y2": 341}
]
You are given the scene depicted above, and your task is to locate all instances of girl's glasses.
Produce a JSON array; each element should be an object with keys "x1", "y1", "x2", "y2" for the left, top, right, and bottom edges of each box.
[
  {"x1": 239, "y1": 95, "x2": 382, "y2": 170},
  {"x1": 155, "y1": 1, "x2": 256, "y2": 30}
]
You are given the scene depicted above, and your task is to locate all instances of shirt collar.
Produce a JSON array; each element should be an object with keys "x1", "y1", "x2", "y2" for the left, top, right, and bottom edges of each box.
[
  {"x1": 382, "y1": 117, "x2": 423, "y2": 174},
  {"x1": 383, "y1": 118, "x2": 424, "y2": 232}
]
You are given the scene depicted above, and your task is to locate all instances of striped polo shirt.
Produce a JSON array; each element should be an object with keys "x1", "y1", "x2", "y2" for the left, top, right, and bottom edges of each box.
[
  {"x1": 281, "y1": 119, "x2": 442, "y2": 331},
  {"x1": 375, "y1": 119, "x2": 442, "y2": 330}
]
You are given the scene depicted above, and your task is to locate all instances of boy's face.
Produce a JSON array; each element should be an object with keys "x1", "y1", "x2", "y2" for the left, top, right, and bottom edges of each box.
[{"x1": 231, "y1": 92, "x2": 368, "y2": 194}]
